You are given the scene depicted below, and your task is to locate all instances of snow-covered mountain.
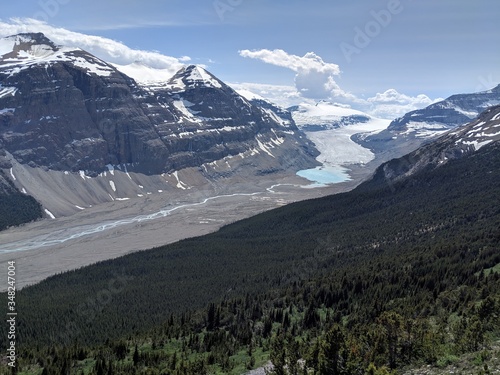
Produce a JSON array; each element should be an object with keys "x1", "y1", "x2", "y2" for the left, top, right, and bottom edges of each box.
[
  {"x1": 374, "y1": 104, "x2": 500, "y2": 184},
  {"x1": 0, "y1": 33, "x2": 318, "y2": 217},
  {"x1": 360, "y1": 84, "x2": 500, "y2": 154},
  {"x1": 390, "y1": 85, "x2": 500, "y2": 135},
  {"x1": 0, "y1": 32, "x2": 316, "y2": 174},
  {"x1": 0, "y1": 32, "x2": 117, "y2": 77}
]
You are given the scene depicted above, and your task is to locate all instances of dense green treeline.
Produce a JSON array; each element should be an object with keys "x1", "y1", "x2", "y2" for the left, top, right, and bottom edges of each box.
[
  {"x1": 3, "y1": 257, "x2": 499, "y2": 374},
  {"x1": 0, "y1": 192, "x2": 42, "y2": 230},
  {"x1": 0, "y1": 170, "x2": 42, "y2": 230},
  {"x1": 1, "y1": 143, "x2": 500, "y2": 373}
]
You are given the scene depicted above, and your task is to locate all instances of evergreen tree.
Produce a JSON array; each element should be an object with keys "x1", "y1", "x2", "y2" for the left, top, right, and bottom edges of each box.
[
  {"x1": 269, "y1": 334, "x2": 286, "y2": 375},
  {"x1": 318, "y1": 325, "x2": 346, "y2": 375},
  {"x1": 133, "y1": 345, "x2": 139, "y2": 367}
]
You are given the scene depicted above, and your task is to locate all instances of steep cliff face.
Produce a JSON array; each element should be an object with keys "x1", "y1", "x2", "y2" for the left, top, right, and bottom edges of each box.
[
  {"x1": 144, "y1": 64, "x2": 317, "y2": 174},
  {"x1": 0, "y1": 33, "x2": 318, "y2": 219},
  {"x1": 0, "y1": 33, "x2": 317, "y2": 177},
  {"x1": 0, "y1": 33, "x2": 168, "y2": 174}
]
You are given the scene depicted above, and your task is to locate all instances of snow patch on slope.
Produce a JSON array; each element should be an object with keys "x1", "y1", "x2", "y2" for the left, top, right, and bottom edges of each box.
[
  {"x1": 172, "y1": 171, "x2": 189, "y2": 190},
  {"x1": 0, "y1": 85, "x2": 18, "y2": 98},
  {"x1": 44, "y1": 209, "x2": 55, "y2": 219},
  {"x1": 70, "y1": 55, "x2": 114, "y2": 77},
  {"x1": 402, "y1": 122, "x2": 450, "y2": 138},
  {"x1": 173, "y1": 100, "x2": 201, "y2": 122}
]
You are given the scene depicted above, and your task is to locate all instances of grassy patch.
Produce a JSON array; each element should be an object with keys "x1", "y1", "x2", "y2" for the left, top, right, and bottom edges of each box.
[
  {"x1": 436, "y1": 354, "x2": 459, "y2": 368},
  {"x1": 484, "y1": 263, "x2": 500, "y2": 277}
]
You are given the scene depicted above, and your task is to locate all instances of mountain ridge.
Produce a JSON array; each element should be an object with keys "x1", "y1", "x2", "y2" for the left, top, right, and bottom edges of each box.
[
  {"x1": 0, "y1": 32, "x2": 319, "y2": 218},
  {"x1": 356, "y1": 84, "x2": 500, "y2": 161},
  {"x1": 364, "y1": 105, "x2": 500, "y2": 190},
  {"x1": 0, "y1": 32, "x2": 317, "y2": 176}
]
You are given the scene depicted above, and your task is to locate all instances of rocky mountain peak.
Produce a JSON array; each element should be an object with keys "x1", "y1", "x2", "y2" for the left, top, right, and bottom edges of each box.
[
  {"x1": 0, "y1": 32, "x2": 119, "y2": 79},
  {"x1": 167, "y1": 64, "x2": 225, "y2": 92},
  {"x1": 1, "y1": 32, "x2": 59, "y2": 60}
]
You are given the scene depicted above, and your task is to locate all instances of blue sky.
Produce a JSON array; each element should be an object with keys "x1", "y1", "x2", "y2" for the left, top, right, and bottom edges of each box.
[{"x1": 1, "y1": 0, "x2": 499, "y2": 118}]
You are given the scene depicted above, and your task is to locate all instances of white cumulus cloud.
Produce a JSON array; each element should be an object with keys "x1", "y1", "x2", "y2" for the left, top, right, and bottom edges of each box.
[
  {"x1": 0, "y1": 18, "x2": 186, "y2": 81},
  {"x1": 239, "y1": 49, "x2": 354, "y2": 100},
  {"x1": 239, "y1": 49, "x2": 340, "y2": 75},
  {"x1": 239, "y1": 48, "x2": 438, "y2": 119},
  {"x1": 365, "y1": 89, "x2": 439, "y2": 119}
]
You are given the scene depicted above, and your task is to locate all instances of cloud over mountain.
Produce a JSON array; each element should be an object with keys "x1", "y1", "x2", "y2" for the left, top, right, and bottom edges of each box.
[
  {"x1": 239, "y1": 49, "x2": 352, "y2": 100},
  {"x1": 0, "y1": 20, "x2": 438, "y2": 120},
  {"x1": 365, "y1": 89, "x2": 437, "y2": 119},
  {"x1": 0, "y1": 18, "x2": 186, "y2": 73},
  {"x1": 239, "y1": 48, "x2": 437, "y2": 119}
]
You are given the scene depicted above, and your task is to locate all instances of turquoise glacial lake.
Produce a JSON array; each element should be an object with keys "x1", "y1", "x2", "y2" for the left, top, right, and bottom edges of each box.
[{"x1": 296, "y1": 166, "x2": 351, "y2": 185}]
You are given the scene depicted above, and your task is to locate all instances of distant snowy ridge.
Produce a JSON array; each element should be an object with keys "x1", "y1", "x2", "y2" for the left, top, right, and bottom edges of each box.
[
  {"x1": 376, "y1": 105, "x2": 500, "y2": 184},
  {"x1": 450, "y1": 105, "x2": 500, "y2": 151},
  {"x1": 358, "y1": 84, "x2": 500, "y2": 157},
  {"x1": 387, "y1": 84, "x2": 500, "y2": 138}
]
